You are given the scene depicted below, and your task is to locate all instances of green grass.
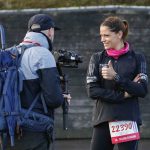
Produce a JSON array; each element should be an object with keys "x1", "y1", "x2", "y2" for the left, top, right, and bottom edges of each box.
[{"x1": 0, "y1": 0, "x2": 150, "y2": 10}]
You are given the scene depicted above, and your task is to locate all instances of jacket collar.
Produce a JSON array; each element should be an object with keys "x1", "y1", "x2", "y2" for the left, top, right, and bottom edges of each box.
[{"x1": 22, "y1": 32, "x2": 49, "y2": 49}]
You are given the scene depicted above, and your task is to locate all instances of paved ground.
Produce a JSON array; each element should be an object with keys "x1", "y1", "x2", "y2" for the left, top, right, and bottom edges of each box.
[{"x1": 55, "y1": 139, "x2": 150, "y2": 150}]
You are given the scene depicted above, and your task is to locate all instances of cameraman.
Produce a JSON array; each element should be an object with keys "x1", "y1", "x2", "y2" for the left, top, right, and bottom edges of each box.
[{"x1": 7, "y1": 14, "x2": 70, "y2": 150}]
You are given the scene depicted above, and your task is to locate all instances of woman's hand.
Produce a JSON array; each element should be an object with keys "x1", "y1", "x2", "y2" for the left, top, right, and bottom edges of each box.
[
  {"x1": 124, "y1": 74, "x2": 142, "y2": 98},
  {"x1": 133, "y1": 74, "x2": 141, "y2": 83},
  {"x1": 101, "y1": 60, "x2": 117, "y2": 80}
]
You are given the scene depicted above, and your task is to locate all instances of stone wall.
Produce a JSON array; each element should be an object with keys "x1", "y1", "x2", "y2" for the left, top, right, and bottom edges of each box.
[{"x1": 0, "y1": 6, "x2": 150, "y2": 139}]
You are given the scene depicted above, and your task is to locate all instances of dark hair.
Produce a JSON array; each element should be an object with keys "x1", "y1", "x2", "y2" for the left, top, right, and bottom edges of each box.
[{"x1": 101, "y1": 16, "x2": 129, "y2": 41}]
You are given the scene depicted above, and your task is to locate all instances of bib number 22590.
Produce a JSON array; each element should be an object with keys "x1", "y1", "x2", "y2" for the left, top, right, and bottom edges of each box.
[{"x1": 109, "y1": 121, "x2": 140, "y2": 144}]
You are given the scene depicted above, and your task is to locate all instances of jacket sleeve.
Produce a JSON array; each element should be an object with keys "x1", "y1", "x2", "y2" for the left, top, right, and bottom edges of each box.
[
  {"x1": 86, "y1": 53, "x2": 125, "y2": 103},
  {"x1": 37, "y1": 67, "x2": 64, "y2": 109},
  {"x1": 115, "y1": 53, "x2": 148, "y2": 98}
]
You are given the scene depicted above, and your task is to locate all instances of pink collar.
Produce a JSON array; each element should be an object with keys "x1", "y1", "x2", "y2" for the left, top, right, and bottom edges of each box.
[
  {"x1": 106, "y1": 42, "x2": 129, "y2": 59},
  {"x1": 22, "y1": 40, "x2": 41, "y2": 46}
]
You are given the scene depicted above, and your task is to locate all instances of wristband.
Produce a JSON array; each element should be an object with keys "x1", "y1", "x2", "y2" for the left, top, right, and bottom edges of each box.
[{"x1": 114, "y1": 73, "x2": 120, "y2": 82}]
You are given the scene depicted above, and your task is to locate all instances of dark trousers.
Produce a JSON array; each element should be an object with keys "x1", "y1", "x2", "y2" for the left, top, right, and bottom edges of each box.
[
  {"x1": 90, "y1": 122, "x2": 139, "y2": 150},
  {"x1": 5, "y1": 131, "x2": 50, "y2": 150}
]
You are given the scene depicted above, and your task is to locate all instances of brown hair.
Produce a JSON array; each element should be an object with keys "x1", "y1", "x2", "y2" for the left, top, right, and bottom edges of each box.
[{"x1": 101, "y1": 16, "x2": 129, "y2": 41}]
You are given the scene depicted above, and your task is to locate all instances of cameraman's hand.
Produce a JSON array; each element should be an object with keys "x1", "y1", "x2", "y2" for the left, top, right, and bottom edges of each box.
[
  {"x1": 63, "y1": 94, "x2": 71, "y2": 105},
  {"x1": 124, "y1": 92, "x2": 131, "y2": 98},
  {"x1": 101, "y1": 60, "x2": 117, "y2": 80}
]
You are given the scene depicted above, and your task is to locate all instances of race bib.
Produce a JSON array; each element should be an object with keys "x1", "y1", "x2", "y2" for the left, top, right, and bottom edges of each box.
[{"x1": 109, "y1": 121, "x2": 140, "y2": 144}]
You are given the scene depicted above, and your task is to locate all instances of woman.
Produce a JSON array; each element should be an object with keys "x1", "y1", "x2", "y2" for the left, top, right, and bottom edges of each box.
[{"x1": 86, "y1": 16, "x2": 148, "y2": 150}]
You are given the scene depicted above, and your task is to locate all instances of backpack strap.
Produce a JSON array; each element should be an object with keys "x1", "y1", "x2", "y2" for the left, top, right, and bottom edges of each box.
[
  {"x1": 24, "y1": 93, "x2": 48, "y2": 118},
  {"x1": 24, "y1": 93, "x2": 41, "y2": 118},
  {"x1": 41, "y1": 93, "x2": 48, "y2": 114},
  {"x1": 17, "y1": 45, "x2": 27, "y2": 67},
  {"x1": 17, "y1": 44, "x2": 39, "y2": 67}
]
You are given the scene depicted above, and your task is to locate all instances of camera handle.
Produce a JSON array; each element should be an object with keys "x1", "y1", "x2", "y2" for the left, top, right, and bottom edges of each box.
[
  {"x1": 57, "y1": 63, "x2": 69, "y2": 130},
  {"x1": 61, "y1": 74, "x2": 69, "y2": 130}
]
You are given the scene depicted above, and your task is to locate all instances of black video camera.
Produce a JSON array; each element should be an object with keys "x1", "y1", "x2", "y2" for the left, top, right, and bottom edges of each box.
[
  {"x1": 53, "y1": 49, "x2": 82, "y2": 68},
  {"x1": 53, "y1": 49, "x2": 82, "y2": 130}
]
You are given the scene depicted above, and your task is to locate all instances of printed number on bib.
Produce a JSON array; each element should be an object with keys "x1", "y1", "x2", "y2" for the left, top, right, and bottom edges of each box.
[{"x1": 109, "y1": 121, "x2": 140, "y2": 144}]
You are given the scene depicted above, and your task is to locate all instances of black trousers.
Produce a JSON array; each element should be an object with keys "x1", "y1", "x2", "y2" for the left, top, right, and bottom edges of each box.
[
  {"x1": 5, "y1": 131, "x2": 50, "y2": 150},
  {"x1": 90, "y1": 122, "x2": 139, "y2": 150}
]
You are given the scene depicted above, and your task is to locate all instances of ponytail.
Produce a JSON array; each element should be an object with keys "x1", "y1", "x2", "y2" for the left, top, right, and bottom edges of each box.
[{"x1": 122, "y1": 20, "x2": 129, "y2": 41}]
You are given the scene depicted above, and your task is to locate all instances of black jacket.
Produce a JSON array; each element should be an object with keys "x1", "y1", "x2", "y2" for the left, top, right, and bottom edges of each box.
[{"x1": 86, "y1": 50, "x2": 148, "y2": 126}]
